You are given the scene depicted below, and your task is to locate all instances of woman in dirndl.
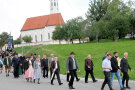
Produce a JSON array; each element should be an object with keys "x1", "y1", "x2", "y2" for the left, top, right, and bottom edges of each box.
[
  {"x1": 24, "y1": 56, "x2": 34, "y2": 82},
  {"x1": 33, "y1": 57, "x2": 42, "y2": 84}
]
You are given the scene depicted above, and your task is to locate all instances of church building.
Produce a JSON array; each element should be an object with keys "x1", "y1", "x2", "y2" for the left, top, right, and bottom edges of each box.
[{"x1": 20, "y1": 0, "x2": 64, "y2": 43}]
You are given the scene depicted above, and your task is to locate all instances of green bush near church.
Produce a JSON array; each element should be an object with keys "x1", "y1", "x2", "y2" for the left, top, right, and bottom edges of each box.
[{"x1": 15, "y1": 39, "x2": 135, "y2": 80}]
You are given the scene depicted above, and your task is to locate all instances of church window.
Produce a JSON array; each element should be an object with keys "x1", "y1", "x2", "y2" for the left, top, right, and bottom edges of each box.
[
  {"x1": 51, "y1": 2, "x2": 53, "y2": 6},
  {"x1": 41, "y1": 34, "x2": 43, "y2": 41},
  {"x1": 48, "y1": 33, "x2": 50, "y2": 40},
  {"x1": 54, "y1": 2, "x2": 56, "y2": 6},
  {"x1": 35, "y1": 35, "x2": 37, "y2": 42}
]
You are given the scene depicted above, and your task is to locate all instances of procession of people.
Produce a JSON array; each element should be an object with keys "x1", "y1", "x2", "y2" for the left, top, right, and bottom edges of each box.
[{"x1": 0, "y1": 50, "x2": 133, "y2": 90}]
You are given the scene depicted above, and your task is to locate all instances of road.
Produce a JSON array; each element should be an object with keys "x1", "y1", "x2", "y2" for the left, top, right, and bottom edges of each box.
[{"x1": 0, "y1": 72, "x2": 135, "y2": 90}]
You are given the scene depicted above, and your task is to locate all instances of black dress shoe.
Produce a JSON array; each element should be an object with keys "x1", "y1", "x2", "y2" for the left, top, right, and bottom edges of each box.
[
  {"x1": 76, "y1": 78, "x2": 80, "y2": 82},
  {"x1": 121, "y1": 88, "x2": 125, "y2": 90},
  {"x1": 85, "y1": 81, "x2": 88, "y2": 83},
  {"x1": 51, "y1": 83, "x2": 54, "y2": 85},
  {"x1": 71, "y1": 86, "x2": 75, "y2": 89},
  {"x1": 33, "y1": 79, "x2": 35, "y2": 83},
  {"x1": 69, "y1": 86, "x2": 75, "y2": 89},
  {"x1": 126, "y1": 86, "x2": 131, "y2": 89},
  {"x1": 93, "y1": 80, "x2": 98, "y2": 83},
  {"x1": 59, "y1": 83, "x2": 63, "y2": 85}
]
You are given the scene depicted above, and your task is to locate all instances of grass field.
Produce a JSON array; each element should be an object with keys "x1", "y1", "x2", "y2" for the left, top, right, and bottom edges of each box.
[{"x1": 15, "y1": 39, "x2": 135, "y2": 80}]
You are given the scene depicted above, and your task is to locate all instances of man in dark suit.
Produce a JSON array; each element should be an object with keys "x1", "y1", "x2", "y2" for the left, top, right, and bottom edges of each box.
[
  {"x1": 20, "y1": 53, "x2": 25, "y2": 74},
  {"x1": 4, "y1": 54, "x2": 12, "y2": 77},
  {"x1": 66, "y1": 52, "x2": 80, "y2": 89},
  {"x1": 41, "y1": 55, "x2": 49, "y2": 78},
  {"x1": 12, "y1": 53, "x2": 22, "y2": 78},
  {"x1": 50, "y1": 57, "x2": 63, "y2": 85},
  {"x1": 121, "y1": 52, "x2": 133, "y2": 89},
  {"x1": 85, "y1": 54, "x2": 97, "y2": 83}
]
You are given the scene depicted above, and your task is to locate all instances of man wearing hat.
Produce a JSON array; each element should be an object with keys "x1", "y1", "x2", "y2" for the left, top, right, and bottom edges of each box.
[
  {"x1": 66, "y1": 52, "x2": 80, "y2": 89},
  {"x1": 12, "y1": 53, "x2": 22, "y2": 78},
  {"x1": 4, "y1": 54, "x2": 12, "y2": 77}
]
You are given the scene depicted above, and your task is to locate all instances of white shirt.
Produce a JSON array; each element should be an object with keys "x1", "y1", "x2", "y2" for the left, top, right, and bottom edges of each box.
[
  {"x1": 102, "y1": 58, "x2": 111, "y2": 72},
  {"x1": 72, "y1": 58, "x2": 76, "y2": 69},
  {"x1": 55, "y1": 61, "x2": 58, "y2": 69}
]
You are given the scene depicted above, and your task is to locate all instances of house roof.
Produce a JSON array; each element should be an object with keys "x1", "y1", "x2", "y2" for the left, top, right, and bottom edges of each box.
[{"x1": 21, "y1": 13, "x2": 64, "y2": 31}]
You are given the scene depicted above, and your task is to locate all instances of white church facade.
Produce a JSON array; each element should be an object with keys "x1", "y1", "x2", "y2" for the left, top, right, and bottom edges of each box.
[{"x1": 20, "y1": 0, "x2": 64, "y2": 43}]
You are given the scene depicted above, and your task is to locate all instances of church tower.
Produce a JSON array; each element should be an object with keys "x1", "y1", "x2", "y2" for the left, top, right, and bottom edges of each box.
[{"x1": 50, "y1": 0, "x2": 59, "y2": 14}]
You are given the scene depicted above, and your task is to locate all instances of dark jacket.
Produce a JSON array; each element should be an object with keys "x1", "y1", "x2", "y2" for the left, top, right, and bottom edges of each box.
[
  {"x1": 85, "y1": 58, "x2": 94, "y2": 70},
  {"x1": 3, "y1": 57, "x2": 12, "y2": 67},
  {"x1": 102, "y1": 56, "x2": 106, "y2": 61},
  {"x1": 12, "y1": 57, "x2": 22, "y2": 68},
  {"x1": 111, "y1": 56, "x2": 119, "y2": 72},
  {"x1": 24, "y1": 59, "x2": 29, "y2": 70},
  {"x1": 66, "y1": 57, "x2": 80, "y2": 71},
  {"x1": 41, "y1": 58, "x2": 48, "y2": 68},
  {"x1": 20, "y1": 56, "x2": 25, "y2": 67},
  {"x1": 51, "y1": 61, "x2": 60, "y2": 72},
  {"x1": 120, "y1": 58, "x2": 131, "y2": 73}
]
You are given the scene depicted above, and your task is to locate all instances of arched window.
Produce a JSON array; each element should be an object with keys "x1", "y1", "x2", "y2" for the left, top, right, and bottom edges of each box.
[
  {"x1": 35, "y1": 35, "x2": 37, "y2": 42},
  {"x1": 54, "y1": 2, "x2": 56, "y2": 6},
  {"x1": 41, "y1": 34, "x2": 43, "y2": 41},
  {"x1": 48, "y1": 33, "x2": 50, "y2": 40},
  {"x1": 51, "y1": 2, "x2": 53, "y2": 6}
]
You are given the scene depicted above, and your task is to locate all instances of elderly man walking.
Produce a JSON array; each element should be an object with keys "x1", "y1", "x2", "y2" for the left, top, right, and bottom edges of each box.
[
  {"x1": 121, "y1": 52, "x2": 133, "y2": 89},
  {"x1": 85, "y1": 54, "x2": 97, "y2": 83}
]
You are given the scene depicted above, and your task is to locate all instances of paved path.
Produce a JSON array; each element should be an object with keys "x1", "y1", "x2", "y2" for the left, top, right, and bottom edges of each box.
[{"x1": 0, "y1": 72, "x2": 135, "y2": 90}]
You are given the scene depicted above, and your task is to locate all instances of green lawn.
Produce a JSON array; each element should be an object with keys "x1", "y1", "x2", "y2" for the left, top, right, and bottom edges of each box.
[{"x1": 15, "y1": 39, "x2": 135, "y2": 80}]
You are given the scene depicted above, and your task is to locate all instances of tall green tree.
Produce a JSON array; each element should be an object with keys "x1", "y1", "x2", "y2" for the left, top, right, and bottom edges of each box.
[
  {"x1": 92, "y1": 20, "x2": 107, "y2": 42},
  {"x1": 66, "y1": 17, "x2": 85, "y2": 43},
  {"x1": 0, "y1": 32, "x2": 9, "y2": 48},
  {"x1": 22, "y1": 35, "x2": 32, "y2": 43},
  {"x1": 14, "y1": 38, "x2": 21, "y2": 44},
  {"x1": 86, "y1": 0, "x2": 111, "y2": 22},
  {"x1": 107, "y1": 15, "x2": 130, "y2": 41},
  {"x1": 52, "y1": 25, "x2": 63, "y2": 44}
]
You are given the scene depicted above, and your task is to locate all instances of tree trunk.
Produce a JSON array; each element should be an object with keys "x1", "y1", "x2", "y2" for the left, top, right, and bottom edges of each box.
[
  {"x1": 70, "y1": 39, "x2": 73, "y2": 44},
  {"x1": 112, "y1": 37, "x2": 115, "y2": 42},
  {"x1": 96, "y1": 35, "x2": 99, "y2": 43},
  {"x1": 89, "y1": 37, "x2": 91, "y2": 42},
  {"x1": 79, "y1": 38, "x2": 81, "y2": 43}
]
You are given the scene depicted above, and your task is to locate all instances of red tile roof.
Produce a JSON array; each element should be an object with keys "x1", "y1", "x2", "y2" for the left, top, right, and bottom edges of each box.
[{"x1": 21, "y1": 13, "x2": 64, "y2": 31}]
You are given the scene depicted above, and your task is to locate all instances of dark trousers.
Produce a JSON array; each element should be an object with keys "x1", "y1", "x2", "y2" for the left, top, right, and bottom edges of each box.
[
  {"x1": 14, "y1": 67, "x2": 19, "y2": 78},
  {"x1": 67, "y1": 69, "x2": 79, "y2": 82},
  {"x1": 85, "y1": 70, "x2": 95, "y2": 82},
  {"x1": 50, "y1": 68, "x2": 56, "y2": 79},
  {"x1": 101, "y1": 72, "x2": 112, "y2": 90},
  {"x1": 122, "y1": 72, "x2": 129, "y2": 87},
  {"x1": 68, "y1": 70, "x2": 77, "y2": 87},
  {"x1": 51, "y1": 69, "x2": 61, "y2": 84},
  {"x1": 21, "y1": 66, "x2": 24, "y2": 74},
  {"x1": 43, "y1": 67, "x2": 48, "y2": 78}
]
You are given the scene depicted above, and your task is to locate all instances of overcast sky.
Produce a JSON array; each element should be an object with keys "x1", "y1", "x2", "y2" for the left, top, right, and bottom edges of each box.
[{"x1": 0, "y1": 0, "x2": 133, "y2": 40}]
